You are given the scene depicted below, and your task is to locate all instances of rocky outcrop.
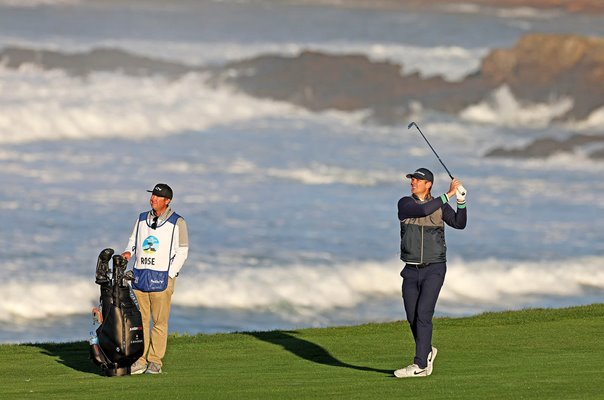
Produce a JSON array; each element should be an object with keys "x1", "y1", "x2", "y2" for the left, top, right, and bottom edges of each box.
[
  {"x1": 481, "y1": 34, "x2": 604, "y2": 120},
  {"x1": 0, "y1": 46, "x2": 202, "y2": 78},
  {"x1": 216, "y1": 33, "x2": 604, "y2": 124},
  {"x1": 214, "y1": 50, "x2": 487, "y2": 124},
  {"x1": 214, "y1": 33, "x2": 604, "y2": 160}
]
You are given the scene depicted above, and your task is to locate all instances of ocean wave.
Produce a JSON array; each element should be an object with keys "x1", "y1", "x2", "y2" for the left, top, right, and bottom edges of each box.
[
  {"x1": 494, "y1": 7, "x2": 563, "y2": 20},
  {"x1": 572, "y1": 106, "x2": 604, "y2": 131},
  {"x1": 2, "y1": 256, "x2": 603, "y2": 324},
  {"x1": 0, "y1": 0, "x2": 79, "y2": 6},
  {"x1": 163, "y1": 159, "x2": 398, "y2": 187},
  {"x1": 305, "y1": 42, "x2": 487, "y2": 82},
  {"x1": 439, "y1": 3, "x2": 562, "y2": 20},
  {"x1": 459, "y1": 85, "x2": 575, "y2": 128},
  {"x1": 0, "y1": 49, "x2": 598, "y2": 145},
  {"x1": 0, "y1": 67, "x2": 299, "y2": 144}
]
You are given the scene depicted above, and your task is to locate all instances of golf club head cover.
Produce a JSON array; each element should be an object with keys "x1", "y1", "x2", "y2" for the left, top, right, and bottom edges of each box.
[
  {"x1": 112, "y1": 254, "x2": 128, "y2": 287},
  {"x1": 95, "y1": 248, "x2": 115, "y2": 285}
]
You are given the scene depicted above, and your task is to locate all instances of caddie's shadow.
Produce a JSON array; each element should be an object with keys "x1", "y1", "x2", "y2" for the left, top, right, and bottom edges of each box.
[
  {"x1": 245, "y1": 330, "x2": 392, "y2": 376},
  {"x1": 25, "y1": 341, "x2": 100, "y2": 375}
]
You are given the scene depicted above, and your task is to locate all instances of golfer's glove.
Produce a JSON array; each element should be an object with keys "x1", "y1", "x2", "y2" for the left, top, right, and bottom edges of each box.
[{"x1": 456, "y1": 185, "x2": 466, "y2": 203}]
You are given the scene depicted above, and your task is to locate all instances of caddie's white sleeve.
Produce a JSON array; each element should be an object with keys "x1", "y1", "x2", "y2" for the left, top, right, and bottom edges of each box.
[
  {"x1": 169, "y1": 217, "x2": 189, "y2": 278},
  {"x1": 124, "y1": 220, "x2": 138, "y2": 255}
]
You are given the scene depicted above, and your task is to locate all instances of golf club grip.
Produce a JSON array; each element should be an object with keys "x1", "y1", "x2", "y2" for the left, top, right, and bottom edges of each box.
[{"x1": 457, "y1": 184, "x2": 466, "y2": 196}]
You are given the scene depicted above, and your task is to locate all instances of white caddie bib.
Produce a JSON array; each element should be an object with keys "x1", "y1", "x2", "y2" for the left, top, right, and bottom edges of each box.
[{"x1": 132, "y1": 211, "x2": 181, "y2": 292}]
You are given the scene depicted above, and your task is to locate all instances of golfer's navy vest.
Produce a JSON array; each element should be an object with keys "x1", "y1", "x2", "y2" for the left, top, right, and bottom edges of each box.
[{"x1": 400, "y1": 198, "x2": 447, "y2": 264}]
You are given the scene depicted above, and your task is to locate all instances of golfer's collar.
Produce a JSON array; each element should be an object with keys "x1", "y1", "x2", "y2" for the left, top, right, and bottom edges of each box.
[{"x1": 412, "y1": 193, "x2": 432, "y2": 202}]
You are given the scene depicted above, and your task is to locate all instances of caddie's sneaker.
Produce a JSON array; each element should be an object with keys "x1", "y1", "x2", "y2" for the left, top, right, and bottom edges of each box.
[
  {"x1": 427, "y1": 346, "x2": 438, "y2": 376},
  {"x1": 145, "y1": 362, "x2": 162, "y2": 374},
  {"x1": 394, "y1": 363, "x2": 428, "y2": 378},
  {"x1": 130, "y1": 360, "x2": 147, "y2": 375}
]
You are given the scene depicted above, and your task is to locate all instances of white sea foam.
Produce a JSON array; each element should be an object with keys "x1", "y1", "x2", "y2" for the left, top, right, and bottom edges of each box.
[
  {"x1": 1, "y1": 278, "x2": 95, "y2": 322},
  {"x1": 162, "y1": 159, "x2": 399, "y2": 187},
  {"x1": 265, "y1": 164, "x2": 393, "y2": 186},
  {"x1": 307, "y1": 42, "x2": 487, "y2": 81},
  {"x1": 460, "y1": 86, "x2": 574, "y2": 128},
  {"x1": 2, "y1": 256, "x2": 603, "y2": 324},
  {"x1": 441, "y1": 256, "x2": 604, "y2": 312},
  {"x1": 0, "y1": 66, "x2": 299, "y2": 144},
  {"x1": 0, "y1": 0, "x2": 79, "y2": 6},
  {"x1": 439, "y1": 3, "x2": 561, "y2": 20},
  {"x1": 570, "y1": 106, "x2": 604, "y2": 131},
  {"x1": 166, "y1": 154, "x2": 604, "y2": 193},
  {"x1": 493, "y1": 7, "x2": 562, "y2": 20}
]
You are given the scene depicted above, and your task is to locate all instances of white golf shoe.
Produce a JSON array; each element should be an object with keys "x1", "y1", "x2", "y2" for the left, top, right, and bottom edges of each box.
[
  {"x1": 130, "y1": 359, "x2": 147, "y2": 375},
  {"x1": 427, "y1": 346, "x2": 438, "y2": 376},
  {"x1": 394, "y1": 363, "x2": 428, "y2": 378}
]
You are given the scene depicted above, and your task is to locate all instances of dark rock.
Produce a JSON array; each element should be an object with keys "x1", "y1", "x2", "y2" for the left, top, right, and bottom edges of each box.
[
  {"x1": 217, "y1": 50, "x2": 413, "y2": 112},
  {"x1": 215, "y1": 50, "x2": 492, "y2": 125},
  {"x1": 590, "y1": 148, "x2": 604, "y2": 159},
  {"x1": 0, "y1": 46, "x2": 203, "y2": 78},
  {"x1": 485, "y1": 134, "x2": 604, "y2": 159}
]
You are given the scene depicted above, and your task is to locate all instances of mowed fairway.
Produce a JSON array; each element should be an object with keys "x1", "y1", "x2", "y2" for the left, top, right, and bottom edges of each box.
[{"x1": 1, "y1": 304, "x2": 603, "y2": 399}]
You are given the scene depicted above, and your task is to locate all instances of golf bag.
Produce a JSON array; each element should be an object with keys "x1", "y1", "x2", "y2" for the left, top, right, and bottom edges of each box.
[{"x1": 89, "y1": 248, "x2": 144, "y2": 376}]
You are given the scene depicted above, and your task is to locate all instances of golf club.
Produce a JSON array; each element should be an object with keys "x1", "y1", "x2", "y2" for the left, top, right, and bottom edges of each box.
[{"x1": 408, "y1": 121, "x2": 466, "y2": 196}]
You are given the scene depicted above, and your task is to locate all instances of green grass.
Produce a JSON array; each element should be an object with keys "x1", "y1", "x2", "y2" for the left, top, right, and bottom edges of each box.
[{"x1": 1, "y1": 304, "x2": 603, "y2": 399}]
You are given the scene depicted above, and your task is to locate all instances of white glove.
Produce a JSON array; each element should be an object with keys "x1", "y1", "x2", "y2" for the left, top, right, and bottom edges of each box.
[{"x1": 456, "y1": 185, "x2": 466, "y2": 203}]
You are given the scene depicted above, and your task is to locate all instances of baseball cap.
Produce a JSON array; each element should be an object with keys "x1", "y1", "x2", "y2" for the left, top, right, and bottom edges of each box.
[
  {"x1": 147, "y1": 183, "x2": 173, "y2": 199},
  {"x1": 406, "y1": 168, "x2": 434, "y2": 183}
]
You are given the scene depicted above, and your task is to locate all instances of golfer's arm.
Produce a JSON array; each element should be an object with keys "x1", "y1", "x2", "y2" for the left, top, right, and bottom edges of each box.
[
  {"x1": 398, "y1": 196, "x2": 449, "y2": 220},
  {"x1": 442, "y1": 204, "x2": 467, "y2": 229}
]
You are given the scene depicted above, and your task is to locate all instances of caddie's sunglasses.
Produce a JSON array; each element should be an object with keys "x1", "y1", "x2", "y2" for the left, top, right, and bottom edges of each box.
[{"x1": 151, "y1": 216, "x2": 158, "y2": 230}]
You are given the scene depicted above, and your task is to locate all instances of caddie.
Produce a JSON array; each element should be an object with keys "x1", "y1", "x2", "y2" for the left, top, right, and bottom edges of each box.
[{"x1": 121, "y1": 183, "x2": 189, "y2": 375}]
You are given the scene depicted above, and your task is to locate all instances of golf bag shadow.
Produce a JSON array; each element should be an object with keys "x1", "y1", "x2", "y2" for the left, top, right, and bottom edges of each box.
[{"x1": 90, "y1": 248, "x2": 144, "y2": 376}]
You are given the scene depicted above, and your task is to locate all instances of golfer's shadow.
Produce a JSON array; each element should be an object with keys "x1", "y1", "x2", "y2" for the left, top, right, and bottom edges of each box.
[
  {"x1": 26, "y1": 341, "x2": 100, "y2": 375},
  {"x1": 245, "y1": 330, "x2": 391, "y2": 376}
]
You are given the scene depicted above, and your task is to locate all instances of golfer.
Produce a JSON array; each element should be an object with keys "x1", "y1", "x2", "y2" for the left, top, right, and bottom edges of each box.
[
  {"x1": 394, "y1": 168, "x2": 467, "y2": 378},
  {"x1": 121, "y1": 183, "x2": 189, "y2": 375}
]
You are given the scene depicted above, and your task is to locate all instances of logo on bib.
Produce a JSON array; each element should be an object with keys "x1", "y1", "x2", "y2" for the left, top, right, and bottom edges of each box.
[{"x1": 143, "y1": 236, "x2": 159, "y2": 254}]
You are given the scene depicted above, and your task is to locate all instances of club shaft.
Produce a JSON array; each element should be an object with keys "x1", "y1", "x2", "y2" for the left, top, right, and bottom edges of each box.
[{"x1": 408, "y1": 122, "x2": 454, "y2": 180}]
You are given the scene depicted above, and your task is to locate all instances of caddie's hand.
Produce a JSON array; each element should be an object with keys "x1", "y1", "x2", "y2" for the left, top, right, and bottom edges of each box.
[
  {"x1": 456, "y1": 184, "x2": 467, "y2": 203},
  {"x1": 121, "y1": 251, "x2": 132, "y2": 262}
]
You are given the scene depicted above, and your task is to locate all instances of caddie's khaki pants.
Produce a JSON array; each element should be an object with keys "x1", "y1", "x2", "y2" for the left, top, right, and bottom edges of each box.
[{"x1": 134, "y1": 277, "x2": 175, "y2": 366}]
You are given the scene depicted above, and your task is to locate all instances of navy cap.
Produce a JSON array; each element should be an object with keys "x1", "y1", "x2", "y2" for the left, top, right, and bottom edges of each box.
[
  {"x1": 406, "y1": 168, "x2": 434, "y2": 183},
  {"x1": 147, "y1": 183, "x2": 173, "y2": 199}
]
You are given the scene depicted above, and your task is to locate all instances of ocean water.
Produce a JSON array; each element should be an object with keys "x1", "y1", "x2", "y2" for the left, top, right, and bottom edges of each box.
[{"x1": 1, "y1": 0, "x2": 604, "y2": 344}]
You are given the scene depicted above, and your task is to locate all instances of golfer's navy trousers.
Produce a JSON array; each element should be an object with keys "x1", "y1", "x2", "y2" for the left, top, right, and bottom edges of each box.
[{"x1": 401, "y1": 262, "x2": 446, "y2": 369}]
